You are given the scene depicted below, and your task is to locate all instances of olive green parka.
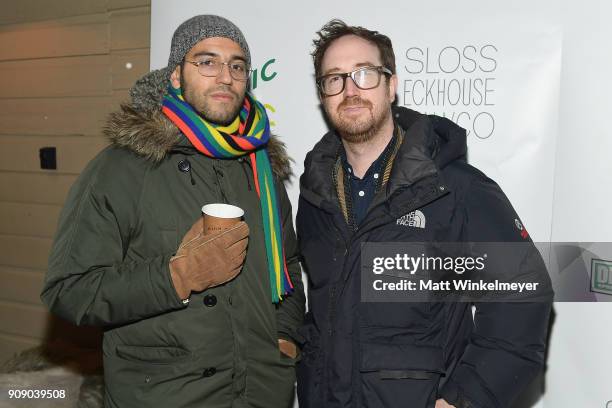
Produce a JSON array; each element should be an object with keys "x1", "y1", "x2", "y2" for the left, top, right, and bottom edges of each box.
[{"x1": 41, "y1": 100, "x2": 305, "y2": 408}]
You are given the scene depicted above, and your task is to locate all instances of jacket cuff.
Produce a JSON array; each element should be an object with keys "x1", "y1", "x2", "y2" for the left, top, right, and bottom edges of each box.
[
  {"x1": 159, "y1": 253, "x2": 189, "y2": 310},
  {"x1": 439, "y1": 379, "x2": 475, "y2": 408},
  {"x1": 439, "y1": 365, "x2": 498, "y2": 408},
  {"x1": 276, "y1": 322, "x2": 299, "y2": 343}
]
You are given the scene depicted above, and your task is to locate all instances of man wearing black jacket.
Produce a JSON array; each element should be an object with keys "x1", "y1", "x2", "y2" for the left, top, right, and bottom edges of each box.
[{"x1": 295, "y1": 19, "x2": 552, "y2": 408}]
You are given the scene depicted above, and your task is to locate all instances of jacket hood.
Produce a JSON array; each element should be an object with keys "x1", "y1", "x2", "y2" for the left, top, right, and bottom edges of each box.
[
  {"x1": 103, "y1": 102, "x2": 292, "y2": 182},
  {"x1": 392, "y1": 106, "x2": 467, "y2": 169},
  {"x1": 300, "y1": 106, "x2": 466, "y2": 207}
]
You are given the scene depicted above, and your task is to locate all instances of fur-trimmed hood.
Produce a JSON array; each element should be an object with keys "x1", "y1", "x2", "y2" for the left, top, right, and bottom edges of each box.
[{"x1": 103, "y1": 103, "x2": 293, "y2": 181}]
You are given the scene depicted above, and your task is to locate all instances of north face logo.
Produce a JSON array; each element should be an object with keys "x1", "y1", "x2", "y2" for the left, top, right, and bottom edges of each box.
[{"x1": 396, "y1": 210, "x2": 426, "y2": 228}]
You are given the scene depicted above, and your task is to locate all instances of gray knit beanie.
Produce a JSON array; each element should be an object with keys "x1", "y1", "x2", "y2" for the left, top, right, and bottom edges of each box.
[
  {"x1": 130, "y1": 15, "x2": 250, "y2": 113},
  {"x1": 168, "y1": 15, "x2": 250, "y2": 70}
]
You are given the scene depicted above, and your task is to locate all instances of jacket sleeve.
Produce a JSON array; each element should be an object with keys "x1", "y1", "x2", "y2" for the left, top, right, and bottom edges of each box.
[
  {"x1": 41, "y1": 153, "x2": 185, "y2": 327},
  {"x1": 439, "y1": 175, "x2": 553, "y2": 408},
  {"x1": 275, "y1": 181, "x2": 306, "y2": 343}
]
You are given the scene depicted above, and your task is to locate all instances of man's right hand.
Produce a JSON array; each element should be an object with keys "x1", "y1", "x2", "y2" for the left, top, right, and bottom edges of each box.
[{"x1": 169, "y1": 220, "x2": 249, "y2": 299}]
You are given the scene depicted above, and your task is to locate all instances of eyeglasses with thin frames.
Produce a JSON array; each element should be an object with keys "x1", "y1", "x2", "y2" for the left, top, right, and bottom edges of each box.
[
  {"x1": 184, "y1": 59, "x2": 251, "y2": 81},
  {"x1": 317, "y1": 66, "x2": 393, "y2": 97}
]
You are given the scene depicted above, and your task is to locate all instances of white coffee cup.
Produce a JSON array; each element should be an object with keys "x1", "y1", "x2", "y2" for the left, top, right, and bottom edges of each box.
[{"x1": 201, "y1": 204, "x2": 244, "y2": 235}]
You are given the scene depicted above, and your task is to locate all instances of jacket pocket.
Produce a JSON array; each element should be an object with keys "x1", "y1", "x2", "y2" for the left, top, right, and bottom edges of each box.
[
  {"x1": 115, "y1": 344, "x2": 191, "y2": 365},
  {"x1": 359, "y1": 342, "x2": 444, "y2": 408},
  {"x1": 359, "y1": 301, "x2": 436, "y2": 329},
  {"x1": 104, "y1": 346, "x2": 231, "y2": 408}
]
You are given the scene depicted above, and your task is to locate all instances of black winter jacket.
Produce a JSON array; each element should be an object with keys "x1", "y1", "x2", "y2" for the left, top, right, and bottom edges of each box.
[{"x1": 295, "y1": 106, "x2": 552, "y2": 408}]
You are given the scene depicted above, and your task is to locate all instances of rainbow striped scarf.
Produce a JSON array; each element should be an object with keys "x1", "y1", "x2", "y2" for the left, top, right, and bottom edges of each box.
[{"x1": 162, "y1": 85, "x2": 293, "y2": 303}]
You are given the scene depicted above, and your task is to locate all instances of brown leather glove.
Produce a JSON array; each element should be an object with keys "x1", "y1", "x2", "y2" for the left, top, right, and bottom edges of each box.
[{"x1": 169, "y1": 220, "x2": 249, "y2": 299}]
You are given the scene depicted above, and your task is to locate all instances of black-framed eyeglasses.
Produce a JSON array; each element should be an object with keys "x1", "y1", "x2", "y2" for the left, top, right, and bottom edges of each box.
[
  {"x1": 184, "y1": 58, "x2": 251, "y2": 81},
  {"x1": 317, "y1": 66, "x2": 393, "y2": 96}
]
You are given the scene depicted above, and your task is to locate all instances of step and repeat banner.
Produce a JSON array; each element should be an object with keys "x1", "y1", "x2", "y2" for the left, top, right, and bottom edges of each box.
[{"x1": 151, "y1": 1, "x2": 611, "y2": 406}]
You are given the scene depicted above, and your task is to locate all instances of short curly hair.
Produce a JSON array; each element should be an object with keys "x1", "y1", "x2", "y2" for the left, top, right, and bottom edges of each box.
[{"x1": 312, "y1": 19, "x2": 396, "y2": 80}]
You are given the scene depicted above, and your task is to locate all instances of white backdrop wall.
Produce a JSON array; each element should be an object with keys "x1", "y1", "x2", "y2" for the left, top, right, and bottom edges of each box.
[
  {"x1": 545, "y1": 2, "x2": 612, "y2": 407},
  {"x1": 151, "y1": 1, "x2": 612, "y2": 406}
]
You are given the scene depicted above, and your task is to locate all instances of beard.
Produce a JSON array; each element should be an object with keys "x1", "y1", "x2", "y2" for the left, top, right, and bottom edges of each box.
[
  {"x1": 181, "y1": 76, "x2": 245, "y2": 126},
  {"x1": 326, "y1": 95, "x2": 390, "y2": 144}
]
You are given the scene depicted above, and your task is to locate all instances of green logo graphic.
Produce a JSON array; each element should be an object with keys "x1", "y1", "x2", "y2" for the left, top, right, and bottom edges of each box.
[
  {"x1": 249, "y1": 58, "x2": 278, "y2": 127},
  {"x1": 251, "y1": 58, "x2": 277, "y2": 90},
  {"x1": 591, "y1": 259, "x2": 612, "y2": 296}
]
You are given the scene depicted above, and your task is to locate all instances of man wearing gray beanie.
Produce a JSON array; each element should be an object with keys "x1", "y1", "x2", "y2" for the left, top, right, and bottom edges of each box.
[{"x1": 42, "y1": 14, "x2": 304, "y2": 408}]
